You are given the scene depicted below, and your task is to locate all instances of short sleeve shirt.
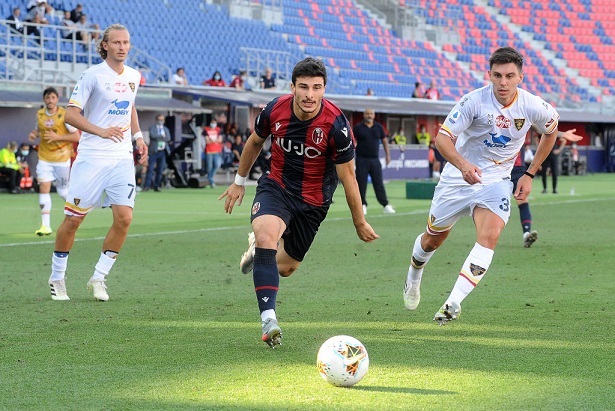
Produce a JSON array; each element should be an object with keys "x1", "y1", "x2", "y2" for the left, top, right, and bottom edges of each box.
[
  {"x1": 254, "y1": 94, "x2": 355, "y2": 207},
  {"x1": 439, "y1": 85, "x2": 559, "y2": 185},
  {"x1": 68, "y1": 61, "x2": 141, "y2": 159}
]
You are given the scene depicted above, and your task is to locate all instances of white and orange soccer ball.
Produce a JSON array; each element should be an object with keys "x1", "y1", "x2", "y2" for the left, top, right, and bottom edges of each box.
[{"x1": 316, "y1": 335, "x2": 369, "y2": 387}]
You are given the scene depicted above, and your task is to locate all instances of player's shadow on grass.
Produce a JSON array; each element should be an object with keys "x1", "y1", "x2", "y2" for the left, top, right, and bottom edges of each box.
[{"x1": 352, "y1": 386, "x2": 456, "y2": 395}]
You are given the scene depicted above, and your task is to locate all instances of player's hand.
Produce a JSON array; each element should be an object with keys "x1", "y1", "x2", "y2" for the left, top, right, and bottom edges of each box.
[
  {"x1": 561, "y1": 128, "x2": 582, "y2": 142},
  {"x1": 460, "y1": 161, "x2": 482, "y2": 185},
  {"x1": 218, "y1": 184, "x2": 245, "y2": 214},
  {"x1": 355, "y1": 221, "x2": 380, "y2": 243},
  {"x1": 99, "y1": 126, "x2": 125, "y2": 143},
  {"x1": 136, "y1": 138, "x2": 148, "y2": 164},
  {"x1": 514, "y1": 174, "x2": 533, "y2": 201},
  {"x1": 43, "y1": 130, "x2": 61, "y2": 142},
  {"x1": 28, "y1": 130, "x2": 38, "y2": 141}
]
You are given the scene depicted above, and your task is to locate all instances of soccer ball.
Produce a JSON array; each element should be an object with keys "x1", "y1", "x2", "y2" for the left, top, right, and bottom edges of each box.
[{"x1": 316, "y1": 335, "x2": 369, "y2": 387}]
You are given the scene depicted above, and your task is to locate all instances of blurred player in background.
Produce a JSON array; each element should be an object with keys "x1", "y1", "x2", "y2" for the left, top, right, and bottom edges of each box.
[
  {"x1": 28, "y1": 87, "x2": 81, "y2": 236},
  {"x1": 47, "y1": 24, "x2": 147, "y2": 302},
  {"x1": 220, "y1": 57, "x2": 379, "y2": 348},
  {"x1": 402, "y1": 47, "x2": 560, "y2": 325},
  {"x1": 511, "y1": 128, "x2": 582, "y2": 248}
]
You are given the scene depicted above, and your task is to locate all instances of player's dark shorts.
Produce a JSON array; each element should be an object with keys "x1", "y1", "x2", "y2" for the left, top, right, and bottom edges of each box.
[
  {"x1": 511, "y1": 165, "x2": 526, "y2": 193},
  {"x1": 250, "y1": 177, "x2": 328, "y2": 262}
]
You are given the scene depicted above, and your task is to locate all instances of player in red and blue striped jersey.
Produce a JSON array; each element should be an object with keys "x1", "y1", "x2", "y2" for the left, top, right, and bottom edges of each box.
[{"x1": 220, "y1": 57, "x2": 379, "y2": 348}]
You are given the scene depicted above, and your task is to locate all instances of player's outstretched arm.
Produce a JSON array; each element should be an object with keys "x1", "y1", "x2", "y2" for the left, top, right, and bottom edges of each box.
[
  {"x1": 336, "y1": 160, "x2": 379, "y2": 243},
  {"x1": 218, "y1": 131, "x2": 264, "y2": 214}
]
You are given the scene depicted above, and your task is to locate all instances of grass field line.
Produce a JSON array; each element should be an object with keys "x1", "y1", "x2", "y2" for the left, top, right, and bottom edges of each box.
[{"x1": 3, "y1": 195, "x2": 613, "y2": 249}]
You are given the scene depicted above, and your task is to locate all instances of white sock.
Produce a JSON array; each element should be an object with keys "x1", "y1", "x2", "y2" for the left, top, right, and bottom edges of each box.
[
  {"x1": 40, "y1": 193, "x2": 51, "y2": 227},
  {"x1": 50, "y1": 252, "x2": 69, "y2": 282},
  {"x1": 406, "y1": 233, "x2": 435, "y2": 285},
  {"x1": 260, "y1": 309, "x2": 276, "y2": 322},
  {"x1": 448, "y1": 243, "x2": 494, "y2": 304},
  {"x1": 90, "y1": 252, "x2": 117, "y2": 282}
]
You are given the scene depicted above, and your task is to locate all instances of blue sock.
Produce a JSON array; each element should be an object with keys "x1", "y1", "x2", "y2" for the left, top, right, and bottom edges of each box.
[
  {"x1": 253, "y1": 248, "x2": 279, "y2": 314},
  {"x1": 518, "y1": 202, "x2": 532, "y2": 233}
]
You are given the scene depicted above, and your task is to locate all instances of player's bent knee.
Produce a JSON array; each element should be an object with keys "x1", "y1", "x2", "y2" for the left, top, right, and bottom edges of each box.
[
  {"x1": 63, "y1": 215, "x2": 84, "y2": 231},
  {"x1": 278, "y1": 261, "x2": 300, "y2": 277}
]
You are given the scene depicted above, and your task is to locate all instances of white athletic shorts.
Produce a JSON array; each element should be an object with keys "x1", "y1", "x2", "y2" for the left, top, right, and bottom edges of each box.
[
  {"x1": 36, "y1": 159, "x2": 71, "y2": 191},
  {"x1": 426, "y1": 179, "x2": 514, "y2": 234},
  {"x1": 64, "y1": 157, "x2": 136, "y2": 217}
]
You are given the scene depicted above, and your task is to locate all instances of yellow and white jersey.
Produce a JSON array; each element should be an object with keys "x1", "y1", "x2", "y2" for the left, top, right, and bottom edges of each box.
[
  {"x1": 36, "y1": 106, "x2": 77, "y2": 163},
  {"x1": 439, "y1": 85, "x2": 559, "y2": 185},
  {"x1": 68, "y1": 61, "x2": 140, "y2": 159}
]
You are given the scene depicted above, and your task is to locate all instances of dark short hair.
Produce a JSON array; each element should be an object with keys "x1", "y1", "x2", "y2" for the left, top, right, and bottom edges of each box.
[
  {"x1": 489, "y1": 46, "x2": 524, "y2": 72},
  {"x1": 415, "y1": 82, "x2": 420, "y2": 87},
  {"x1": 292, "y1": 57, "x2": 327, "y2": 86},
  {"x1": 43, "y1": 87, "x2": 58, "y2": 98}
]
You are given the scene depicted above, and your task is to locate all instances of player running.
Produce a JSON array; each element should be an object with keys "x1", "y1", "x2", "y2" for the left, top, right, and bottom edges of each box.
[
  {"x1": 28, "y1": 87, "x2": 81, "y2": 236},
  {"x1": 402, "y1": 47, "x2": 560, "y2": 324},
  {"x1": 220, "y1": 57, "x2": 379, "y2": 348}
]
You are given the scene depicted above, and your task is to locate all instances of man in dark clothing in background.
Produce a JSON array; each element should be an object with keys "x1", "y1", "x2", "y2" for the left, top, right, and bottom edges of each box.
[{"x1": 353, "y1": 108, "x2": 396, "y2": 215}]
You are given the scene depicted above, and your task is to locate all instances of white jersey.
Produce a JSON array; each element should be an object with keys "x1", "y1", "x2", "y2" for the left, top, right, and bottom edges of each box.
[
  {"x1": 68, "y1": 61, "x2": 141, "y2": 159},
  {"x1": 439, "y1": 85, "x2": 559, "y2": 185}
]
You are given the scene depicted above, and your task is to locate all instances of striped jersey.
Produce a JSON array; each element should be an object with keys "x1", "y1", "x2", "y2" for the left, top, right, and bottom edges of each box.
[{"x1": 254, "y1": 94, "x2": 355, "y2": 207}]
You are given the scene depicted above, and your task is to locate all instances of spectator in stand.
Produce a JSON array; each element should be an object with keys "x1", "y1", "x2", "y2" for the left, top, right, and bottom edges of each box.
[
  {"x1": 172, "y1": 67, "x2": 188, "y2": 85},
  {"x1": 230, "y1": 70, "x2": 246, "y2": 89},
  {"x1": 424, "y1": 79, "x2": 440, "y2": 100},
  {"x1": 24, "y1": 0, "x2": 51, "y2": 42},
  {"x1": 26, "y1": 0, "x2": 38, "y2": 10},
  {"x1": 6, "y1": 7, "x2": 28, "y2": 36},
  {"x1": 412, "y1": 81, "x2": 423, "y2": 98},
  {"x1": 70, "y1": 3, "x2": 83, "y2": 23},
  {"x1": 260, "y1": 67, "x2": 276, "y2": 90},
  {"x1": 203, "y1": 70, "x2": 227, "y2": 87},
  {"x1": 366, "y1": 88, "x2": 375, "y2": 96},
  {"x1": 204, "y1": 117, "x2": 223, "y2": 188},
  {"x1": 75, "y1": 14, "x2": 100, "y2": 44},
  {"x1": 0, "y1": 141, "x2": 23, "y2": 194},
  {"x1": 26, "y1": 0, "x2": 50, "y2": 24},
  {"x1": 61, "y1": 10, "x2": 77, "y2": 40}
]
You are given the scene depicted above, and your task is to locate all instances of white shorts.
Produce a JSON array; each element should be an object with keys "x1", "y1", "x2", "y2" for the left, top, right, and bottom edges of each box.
[
  {"x1": 426, "y1": 179, "x2": 514, "y2": 234},
  {"x1": 36, "y1": 159, "x2": 71, "y2": 191},
  {"x1": 64, "y1": 157, "x2": 136, "y2": 217}
]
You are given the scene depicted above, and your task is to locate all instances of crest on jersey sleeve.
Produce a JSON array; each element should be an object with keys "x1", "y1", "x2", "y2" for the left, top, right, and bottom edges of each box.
[
  {"x1": 514, "y1": 118, "x2": 526, "y2": 131},
  {"x1": 312, "y1": 127, "x2": 324, "y2": 144}
]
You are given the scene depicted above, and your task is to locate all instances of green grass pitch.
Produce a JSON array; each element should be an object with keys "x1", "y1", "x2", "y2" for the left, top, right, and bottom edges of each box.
[{"x1": 1, "y1": 174, "x2": 614, "y2": 410}]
